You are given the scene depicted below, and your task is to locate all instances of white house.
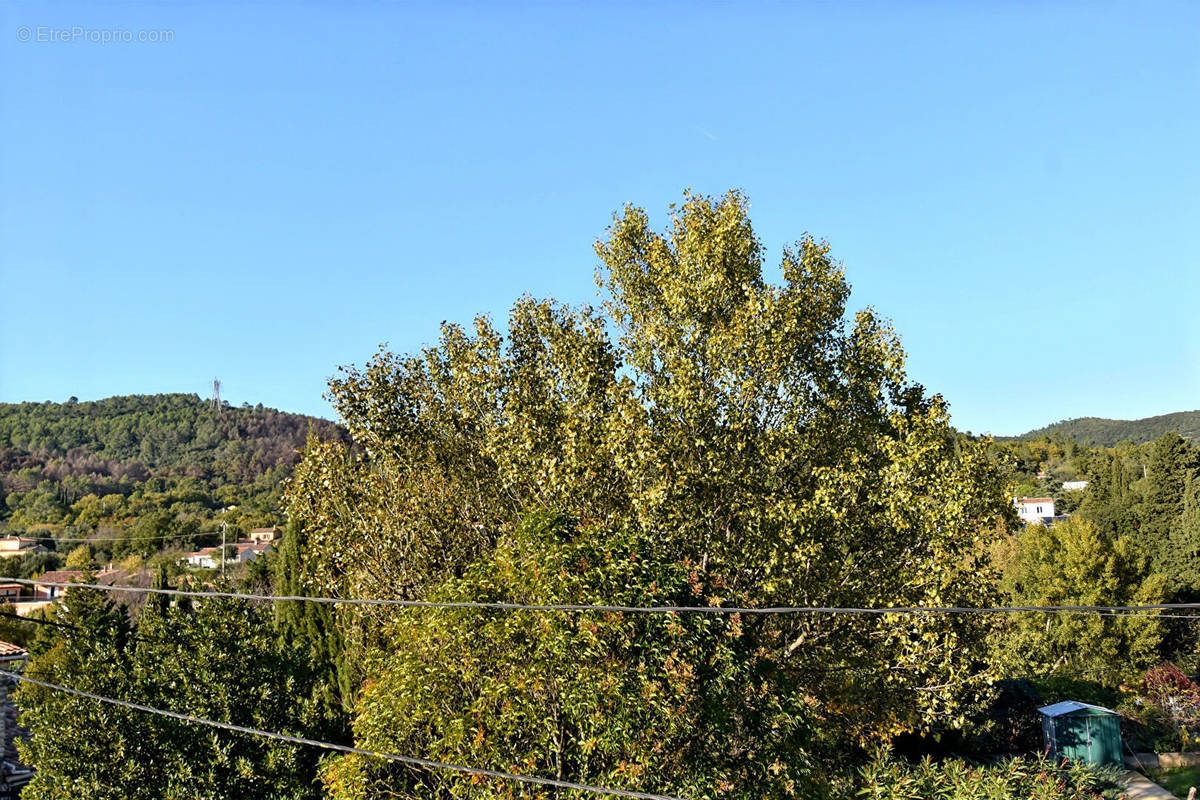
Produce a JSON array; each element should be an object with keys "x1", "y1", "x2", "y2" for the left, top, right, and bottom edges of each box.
[
  {"x1": 181, "y1": 547, "x2": 219, "y2": 569},
  {"x1": 231, "y1": 541, "x2": 271, "y2": 562},
  {"x1": 1015, "y1": 497, "x2": 1056, "y2": 525},
  {"x1": 1062, "y1": 480, "x2": 1089, "y2": 492},
  {"x1": 180, "y1": 540, "x2": 273, "y2": 569}
]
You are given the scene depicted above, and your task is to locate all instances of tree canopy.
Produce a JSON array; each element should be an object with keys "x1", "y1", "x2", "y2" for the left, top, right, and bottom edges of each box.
[
  {"x1": 286, "y1": 190, "x2": 1012, "y2": 799},
  {"x1": 993, "y1": 515, "x2": 1165, "y2": 684},
  {"x1": 9, "y1": 192, "x2": 1187, "y2": 799}
]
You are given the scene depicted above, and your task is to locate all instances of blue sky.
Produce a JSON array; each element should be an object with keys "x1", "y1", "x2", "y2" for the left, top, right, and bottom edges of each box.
[{"x1": 1, "y1": 2, "x2": 1197, "y2": 436}]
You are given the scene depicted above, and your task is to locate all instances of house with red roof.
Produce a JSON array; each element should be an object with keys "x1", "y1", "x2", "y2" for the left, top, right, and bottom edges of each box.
[{"x1": 31, "y1": 571, "x2": 85, "y2": 600}]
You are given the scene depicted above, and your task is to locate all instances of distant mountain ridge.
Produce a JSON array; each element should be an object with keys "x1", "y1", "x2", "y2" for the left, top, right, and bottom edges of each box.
[
  {"x1": 0, "y1": 393, "x2": 343, "y2": 478},
  {"x1": 1015, "y1": 410, "x2": 1200, "y2": 446}
]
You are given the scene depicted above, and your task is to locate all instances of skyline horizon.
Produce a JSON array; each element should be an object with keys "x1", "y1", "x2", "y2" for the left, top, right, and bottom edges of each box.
[{"x1": 4, "y1": 375, "x2": 1198, "y2": 439}]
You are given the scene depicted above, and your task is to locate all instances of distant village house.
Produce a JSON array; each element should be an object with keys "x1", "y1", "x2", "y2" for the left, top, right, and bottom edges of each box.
[
  {"x1": 31, "y1": 571, "x2": 84, "y2": 600},
  {"x1": 1015, "y1": 497, "x2": 1057, "y2": 525},
  {"x1": 182, "y1": 548, "x2": 220, "y2": 569},
  {"x1": 180, "y1": 536, "x2": 275, "y2": 570},
  {"x1": 1062, "y1": 480, "x2": 1089, "y2": 491},
  {"x1": 247, "y1": 527, "x2": 281, "y2": 544},
  {"x1": 0, "y1": 538, "x2": 46, "y2": 559},
  {"x1": 232, "y1": 541, "x2": 272, "y2": 561}
]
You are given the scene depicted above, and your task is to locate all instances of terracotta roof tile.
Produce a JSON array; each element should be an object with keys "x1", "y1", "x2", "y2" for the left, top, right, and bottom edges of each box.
[
  {"x1": 0, "y1": 641, "x2": 27, "y2": 658},
  {"x1": 34, "y1": 571, "x2": 84, "y2": 584}
]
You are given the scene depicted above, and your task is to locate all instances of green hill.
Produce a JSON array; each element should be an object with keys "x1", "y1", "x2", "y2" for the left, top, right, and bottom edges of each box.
[
  {"x1": 1015, "y1": 410, "x2": 1200, "y2": 447},
  {"x1": 0, "y1": 393, "x2": 343, "y2": 478},
  {"x1": 0, "y1": 394, "x2": 346, "y2": 557}
]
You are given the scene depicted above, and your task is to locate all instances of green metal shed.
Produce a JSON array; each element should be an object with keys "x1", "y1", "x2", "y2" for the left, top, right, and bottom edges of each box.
[{"x1": 1038, "y1": 701, "x2": 1124, "y2": 767}]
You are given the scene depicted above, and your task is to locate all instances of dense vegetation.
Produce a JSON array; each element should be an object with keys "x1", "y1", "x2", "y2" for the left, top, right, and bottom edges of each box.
[
  {"x1": 0, "y1": 394, "x2": 345, "y2": 561},
  {"x1": 1014, "y1": 410, "x2": 1200, "y2": 447},
  {"x1": 848, "y1": 751, "x2": 1122, "y2": 799},
  {"x1": 13, "y1": 192, "x2": 1198, "y2": 799},
  {"x1": 998, "y1": 431, "x2": 1200, "y2": 609},
  {"x1": 973, "y1": 428, "x2": 1200, "y2": 757},
  {"x1": 288, "y1": 191, "x2": 1013, "y2": 799},
  {"x1": 16, "y1": 579, "x2": 332, "y2": 800}
]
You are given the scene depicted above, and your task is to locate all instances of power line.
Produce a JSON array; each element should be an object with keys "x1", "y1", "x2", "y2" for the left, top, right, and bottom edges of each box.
[
  {"x1": 0, "y1": 670, "x2": 683, "y2": 800},
  {"x1": 1065, "y1": 610, "x2": 1200, "y2": 621},
  {"x1": 0, "y1": 609, "x2": 73, "y2": 631},
  {"x1": 0, "y1": 605, "x2": 1187, "y2": 660},
  {"x1": 0, "y1": 609, "x2": 199, "y2": 648},
  {"x1": 10, "y1": 577, "x2": 1200, "y2": 617},
  {"x1": 5, "y1": 530, "x2": 225, "y2": 544}
]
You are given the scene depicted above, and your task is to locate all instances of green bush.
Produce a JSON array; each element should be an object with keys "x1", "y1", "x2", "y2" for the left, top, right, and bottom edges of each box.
[{"x1": 845, "y1": 749, "x2": 1124, "y2": 799}]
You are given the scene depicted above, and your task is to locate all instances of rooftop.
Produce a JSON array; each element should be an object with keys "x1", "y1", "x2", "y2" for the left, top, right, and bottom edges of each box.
[
  {"x1": 96, "y1": 568, "x2": 153, "y2": 588},
  {"x1": 1038, "y1": 700, "x2": 1118, "y2": 717},
  {"x1": 0, "y1": 537, "x2": 42, "y2": 549},
  {"x1": 182, "y1": 547, "x2": 218, "y2": 559},
  {"x1": 34, "y1": 570, "x2": 84, "y2": 585},
  {"x1": 0, "y1": 641, "x2": 26, "y2": 659}
]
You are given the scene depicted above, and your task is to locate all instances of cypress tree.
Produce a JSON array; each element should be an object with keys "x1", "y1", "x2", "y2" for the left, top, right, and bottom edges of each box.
[{"x1": 273, "y1": 519, "x2": 353, "y2": 739}]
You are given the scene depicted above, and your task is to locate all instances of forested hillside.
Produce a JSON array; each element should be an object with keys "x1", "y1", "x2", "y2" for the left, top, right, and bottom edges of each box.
[
  {"x1": 0, "y1": 394, "x2": 346, "y2": 560},
  {"x1": 1015, "y1": 410, "x2": 1200, "y2": 446}
]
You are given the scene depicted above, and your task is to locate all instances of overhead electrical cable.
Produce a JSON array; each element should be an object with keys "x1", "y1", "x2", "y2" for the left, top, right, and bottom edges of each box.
[
  {"x1": 7, "y1": 530, "x2": 226, "y2": 544},
  {"x1": 0, "y1": 670, "x2": 684, "y2": 800},
  {"x1": 10, "y1": 577, "x2": 1200, "y2": 617}
]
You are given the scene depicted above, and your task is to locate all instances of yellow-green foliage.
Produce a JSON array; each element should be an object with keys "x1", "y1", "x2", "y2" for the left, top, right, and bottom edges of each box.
[
  {"x1": 288, "y1": 191, "x2": 1013, "y2": 799},
  {"x1": 994, "y1": 516, "x2": 1166, "y2": 683},
  {"x1": 63, "y1": 543, "x2": 93, "y2": 570}
]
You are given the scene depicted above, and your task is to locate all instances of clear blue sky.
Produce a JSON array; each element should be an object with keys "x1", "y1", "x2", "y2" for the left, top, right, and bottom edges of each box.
[{"x1": 2, "y1": 2, "x2": 1197, "y2": 436}]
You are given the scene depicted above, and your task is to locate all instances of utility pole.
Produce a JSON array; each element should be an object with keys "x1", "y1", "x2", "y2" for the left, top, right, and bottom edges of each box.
[{"x1": 220, "y1": 521, "x2": 227, "y2": 576}]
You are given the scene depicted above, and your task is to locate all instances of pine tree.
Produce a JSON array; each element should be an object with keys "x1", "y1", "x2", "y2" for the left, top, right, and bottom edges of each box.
[{"x1": 17, "y1": 584, "x2": 327, "y2": 798}]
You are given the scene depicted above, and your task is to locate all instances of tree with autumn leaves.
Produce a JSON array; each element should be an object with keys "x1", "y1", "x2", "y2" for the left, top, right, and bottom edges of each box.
[{"x1": 285, "y1": 191, "x2": 1013, "y2": 799}]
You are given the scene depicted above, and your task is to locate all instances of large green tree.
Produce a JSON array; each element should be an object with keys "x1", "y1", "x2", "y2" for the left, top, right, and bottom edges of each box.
[
  {"x1": 993, "y1": 516, "x2": 1165, "y2": 684},
  {"x1": 1077, "y1": 445, "x2": 1142, "y2": 545},
  {"x1": 1141, "y1": 434, "x2": 1198, "y2": 537},
  {"x1": 273, "y1": 519, "x2": 353, "y2": 737},
  {"x1": 286, "y1": 191, "x2": 1012, "y2": 799},
  {"x1": 1155, "y1": 474, "x2": 1200, "y2": 597}
]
